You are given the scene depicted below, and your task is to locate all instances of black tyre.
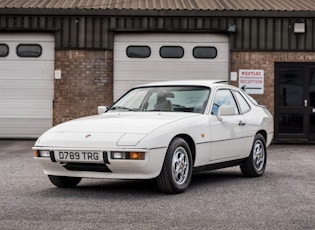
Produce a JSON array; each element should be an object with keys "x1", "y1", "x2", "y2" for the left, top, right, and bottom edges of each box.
[
  {"x1": 240, "y1": 133, "x2": 267, "y2": 177},
  {"x1": 156, "y1": 137, "x2": 193, "y2": 194},
  {"x1": 48, "y1": 175, "x2": 82, "y2": 188}
]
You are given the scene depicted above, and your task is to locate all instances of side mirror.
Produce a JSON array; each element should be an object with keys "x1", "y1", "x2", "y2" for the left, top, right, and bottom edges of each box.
[
  {"x1": 217, "y1": 105, "x2": 235, "y2": 121},
  {"x1": 98, "y1": 106, "x2": 108, "y2": 114}
]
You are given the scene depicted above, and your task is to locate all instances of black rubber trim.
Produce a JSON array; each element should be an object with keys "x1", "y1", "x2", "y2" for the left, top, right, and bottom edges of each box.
[
  {"x1": 193, "y1": 158, "x2": 246, "y2": 173},
  {"x1": 103, "y1": 151, "x2": 110, "y2": 164},
  {"x1": 49, "y1": 150, "x2": 57, "y2": 162},
  {"x1": 63, "y1": 163, "x2": 112, "y2": 172}
]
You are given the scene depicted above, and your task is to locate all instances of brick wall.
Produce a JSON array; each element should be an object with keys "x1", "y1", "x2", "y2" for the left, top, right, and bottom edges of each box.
[
  {"x1": 53, "y1": 50, "x2": 315, "y2": 125},
  {"x1": 231, "y1": 52, "x2": 315, "y2": 116},
  {"x1": 54, "y1": 50, "x2": 113, "y2": 125}
]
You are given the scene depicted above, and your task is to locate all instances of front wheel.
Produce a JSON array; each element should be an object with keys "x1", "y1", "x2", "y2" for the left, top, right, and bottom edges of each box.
[
  {"x1": 156, "y1": 137, "x2": 193, "y2": 194},
  {"x1": 240, "y1": 134, "x2": 267, "y2": 177},
  {"x1": 48, "y1": 175, "x2": 82, "y2": 188}
]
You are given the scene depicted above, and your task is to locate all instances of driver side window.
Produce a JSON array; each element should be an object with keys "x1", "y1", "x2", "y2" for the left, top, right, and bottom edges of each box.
[{"x1": 211, "y1": 89, "x2": 239, "y2": 115}]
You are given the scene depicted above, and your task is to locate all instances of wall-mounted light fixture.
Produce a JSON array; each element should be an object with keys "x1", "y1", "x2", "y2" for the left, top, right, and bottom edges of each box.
[
  {"x1": 294, "y1": 20, "x2": 305, "y2": 33},
  {"x1": 227, "y1": 25, "x2": 236, "y2": 33}
]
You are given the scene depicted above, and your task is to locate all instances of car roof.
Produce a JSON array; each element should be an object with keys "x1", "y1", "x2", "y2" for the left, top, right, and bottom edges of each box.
[{"x1": 137, "y1": 80, "x2": 230, "y2": 88}]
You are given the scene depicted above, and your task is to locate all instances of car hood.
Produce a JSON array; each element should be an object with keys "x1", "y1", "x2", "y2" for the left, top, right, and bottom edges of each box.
[{"x1": 35, "y1": 112, "x2": 199, "y2": 148}]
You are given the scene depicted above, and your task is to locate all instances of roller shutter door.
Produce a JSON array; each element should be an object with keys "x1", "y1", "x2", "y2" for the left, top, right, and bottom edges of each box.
[
  {"x1": 114, "y1": 33, "x2": 229, "y2": 100},
  {"x1": 0, "y1": 33, "x2": 54, "y2": 138}
]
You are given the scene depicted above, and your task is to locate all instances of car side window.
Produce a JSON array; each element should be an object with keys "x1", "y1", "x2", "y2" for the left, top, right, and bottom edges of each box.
[
  {"x1": 146, "y1": 93, "x2": 158, "y2": 110},
  {"x1": 211, "y1": 89, "x2": 239, "y2": 115},
  {"x1": 234, "y1": 91, "x2": 251, "y2": 114}
]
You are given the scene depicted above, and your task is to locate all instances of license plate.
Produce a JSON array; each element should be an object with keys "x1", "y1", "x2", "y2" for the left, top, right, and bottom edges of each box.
[{"x1": 55, "y1": 150, "x2": 103, "y2": 163}]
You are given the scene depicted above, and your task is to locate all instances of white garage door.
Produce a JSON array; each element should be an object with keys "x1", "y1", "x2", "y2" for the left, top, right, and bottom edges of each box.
[
  {"x1": 0, "y1": 33, "x2": 54, "y2": 138},
  {"x1": 114, "y1": 33, "x2": 229, "y2": 100}
]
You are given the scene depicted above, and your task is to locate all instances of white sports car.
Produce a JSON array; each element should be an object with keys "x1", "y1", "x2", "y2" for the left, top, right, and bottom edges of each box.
[{"x1": 33, "y1": 80, "x2": 273, "y2": 194}]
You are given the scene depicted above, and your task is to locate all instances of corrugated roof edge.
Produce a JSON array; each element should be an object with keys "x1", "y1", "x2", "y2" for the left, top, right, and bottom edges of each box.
[
  {"x1": 1, "y1": 0, "x2": 315, "y2": 12},
  {"x1": 1, "y1": 6, "x2": 314, "y2": 11},
  {"x1": 1, "y1": 8, "x2": 315, "y2": 17}
]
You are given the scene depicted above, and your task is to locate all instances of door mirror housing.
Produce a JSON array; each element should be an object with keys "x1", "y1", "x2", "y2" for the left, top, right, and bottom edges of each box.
[
  {"x1": 98, "y1": 106, "x2": 108, "y2": 114},
  {"x1": 217, "y1": 105, "x2": 236, "y2": 121}
]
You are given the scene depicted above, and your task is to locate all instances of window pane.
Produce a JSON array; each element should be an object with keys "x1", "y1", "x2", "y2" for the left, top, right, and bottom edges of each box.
[
  {"x1": 193, "y1": 46, "x2": 217, "y2": 59},
  {"x1": 112, "y1": 86, "x2": 210, "y2": 113},
  {"x1": 278, "y1": 113, "x2": 303, "y2": 133},
  {"x1": 0, "y1": 44, "x2": 9, "y2": 57},
  {"x1": 126, "y1": 46, "x2": 151, "y2": 58},
  {"x1": 160, "y1": 46, "x2": 184, "y2": 58},
  {"x1": 211, "y1": 89, "x2": 239, "y2": 115},
  {"x1": 113, "y1": 89, "x2": 147, "y2": 110},
  {"x1": 234, "y1": 91, "x2": 250, "y2": 114},
  {"x1": 279, "y1": 67, "x2": 304, "y2": 106},
  {"x1": 17, "y1": 44, "x2": 42, "y2": 57},
  {"x1": 146, "y1": 87, "x2": 209, "y2": 112},
  {"x1": 171, "y1": 88, "x2": 209, "y2": 113}
]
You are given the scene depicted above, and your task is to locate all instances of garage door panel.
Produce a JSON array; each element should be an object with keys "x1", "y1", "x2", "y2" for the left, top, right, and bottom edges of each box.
[
  {"x1": 0, "y1": 61, "x2": 54, "y2": 80},
  {"x1": 0, "y1": 118, "x2": 52, "y2": 138},
  {"x1": 114, "y1": 33, "x2": 229, "y2": 101},
  {"x1": 0, "y1": 100, "x2": 53, "y2": 119},
  {"x1": 0, "y1": 80, "x2": 53, "y2": 100},
  {"x1": 1, "y1": 46, "x2": 55, "y2": 60},
  {"x1": 1, "y1": 33, "x2": 54, "y2": 60},
  {"x1": 0, "y1": 33, "x2": 54, "y2": 138},
  {"x1": 115, "y1": 62, "x2": 228, "y2": 79},
  {"x1": 115, "y1": 43, "x2": 229, "y2": 62}
]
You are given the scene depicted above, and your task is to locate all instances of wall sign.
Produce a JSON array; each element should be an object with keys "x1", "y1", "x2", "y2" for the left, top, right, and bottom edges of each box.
[{"x1": 239, "y1": 69, "x2": 264, "y2": 94}]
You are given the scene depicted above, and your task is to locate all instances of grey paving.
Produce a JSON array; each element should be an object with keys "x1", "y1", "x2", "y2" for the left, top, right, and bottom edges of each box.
[{"x1": 0, "y1": 140, "x2": 314, "y2": 230}]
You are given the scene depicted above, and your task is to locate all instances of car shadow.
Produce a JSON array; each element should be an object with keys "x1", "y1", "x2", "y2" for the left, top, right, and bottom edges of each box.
[
  {"x1": 36, "y1": 178, "x2": 161, "y2": 200},
  {"x1": 34, "y1": 168, "x2": 246, "y2": 200},
  {"x1": 191, "y1": 169, "x2": 243, "y2": 187}
]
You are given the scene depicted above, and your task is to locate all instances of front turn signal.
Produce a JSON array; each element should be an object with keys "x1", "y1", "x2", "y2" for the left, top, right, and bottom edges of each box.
[
  {"x1": 34, "y1": 150, "x2": 39, "y2": 157},
  {"x1": 130, "y1": 152, "x2": 145, "y2": 160}
]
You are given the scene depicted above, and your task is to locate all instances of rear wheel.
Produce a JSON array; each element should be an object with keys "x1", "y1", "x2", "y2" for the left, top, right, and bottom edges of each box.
[
  {"x1": 156, "y1": 137, "x2": 193, "y2": 194},
  {"x1": 48, "y1": 175, "x2": 82, "y2": 188},
  {"x1": 240, "y1": 134, "x2": 267, "y2": 177}
]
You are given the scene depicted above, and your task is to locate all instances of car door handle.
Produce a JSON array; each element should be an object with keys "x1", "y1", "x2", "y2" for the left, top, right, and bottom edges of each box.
[{"x1": 238, "y1": 121, "x2": 246, "y2": 126}]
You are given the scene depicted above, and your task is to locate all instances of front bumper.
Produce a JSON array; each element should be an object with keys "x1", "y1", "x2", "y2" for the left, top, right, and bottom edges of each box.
[{"x1": 34, "y1": 147, "x2": 167, "y2": 179}]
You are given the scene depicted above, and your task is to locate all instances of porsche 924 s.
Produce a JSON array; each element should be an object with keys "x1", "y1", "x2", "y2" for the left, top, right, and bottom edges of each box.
[{"x1": 33, "y1": 80, "x2": 273, "y2": 193}]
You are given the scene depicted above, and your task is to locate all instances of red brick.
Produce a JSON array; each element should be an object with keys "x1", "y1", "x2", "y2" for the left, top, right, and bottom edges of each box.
[
  {"x1": 231, "y1": 52, "x2": 315, "y2": 116},
  {"x1": 54, "y1": 50, "x2": 113, "y2": 125}
]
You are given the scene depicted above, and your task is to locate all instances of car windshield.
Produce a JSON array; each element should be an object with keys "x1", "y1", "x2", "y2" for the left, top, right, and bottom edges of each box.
[{"x1": 110, "y1": 86, "x2": 210, "y2": 114}]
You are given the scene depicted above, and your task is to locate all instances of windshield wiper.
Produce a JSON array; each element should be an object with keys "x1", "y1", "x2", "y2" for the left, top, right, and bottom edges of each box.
[
  {"x1": 172, "y1": 104, "x2": 185, "y2": 108},
  {"x1": 110, "y1": 106, "x2": 138, "y2": 111}
]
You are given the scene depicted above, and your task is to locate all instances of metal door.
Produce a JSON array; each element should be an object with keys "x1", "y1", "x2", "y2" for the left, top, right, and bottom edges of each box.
[
  {"x1": 275, "y1": 63, "x2": 315, "y2": 142},
  {"x1": 309, "y1": 67, "x2": 315, "y2": 141}
]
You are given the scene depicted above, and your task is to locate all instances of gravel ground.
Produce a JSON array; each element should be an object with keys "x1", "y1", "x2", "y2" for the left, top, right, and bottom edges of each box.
[{"x1": 0, "y1": 140, "x2": 314, "y2": 230}]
